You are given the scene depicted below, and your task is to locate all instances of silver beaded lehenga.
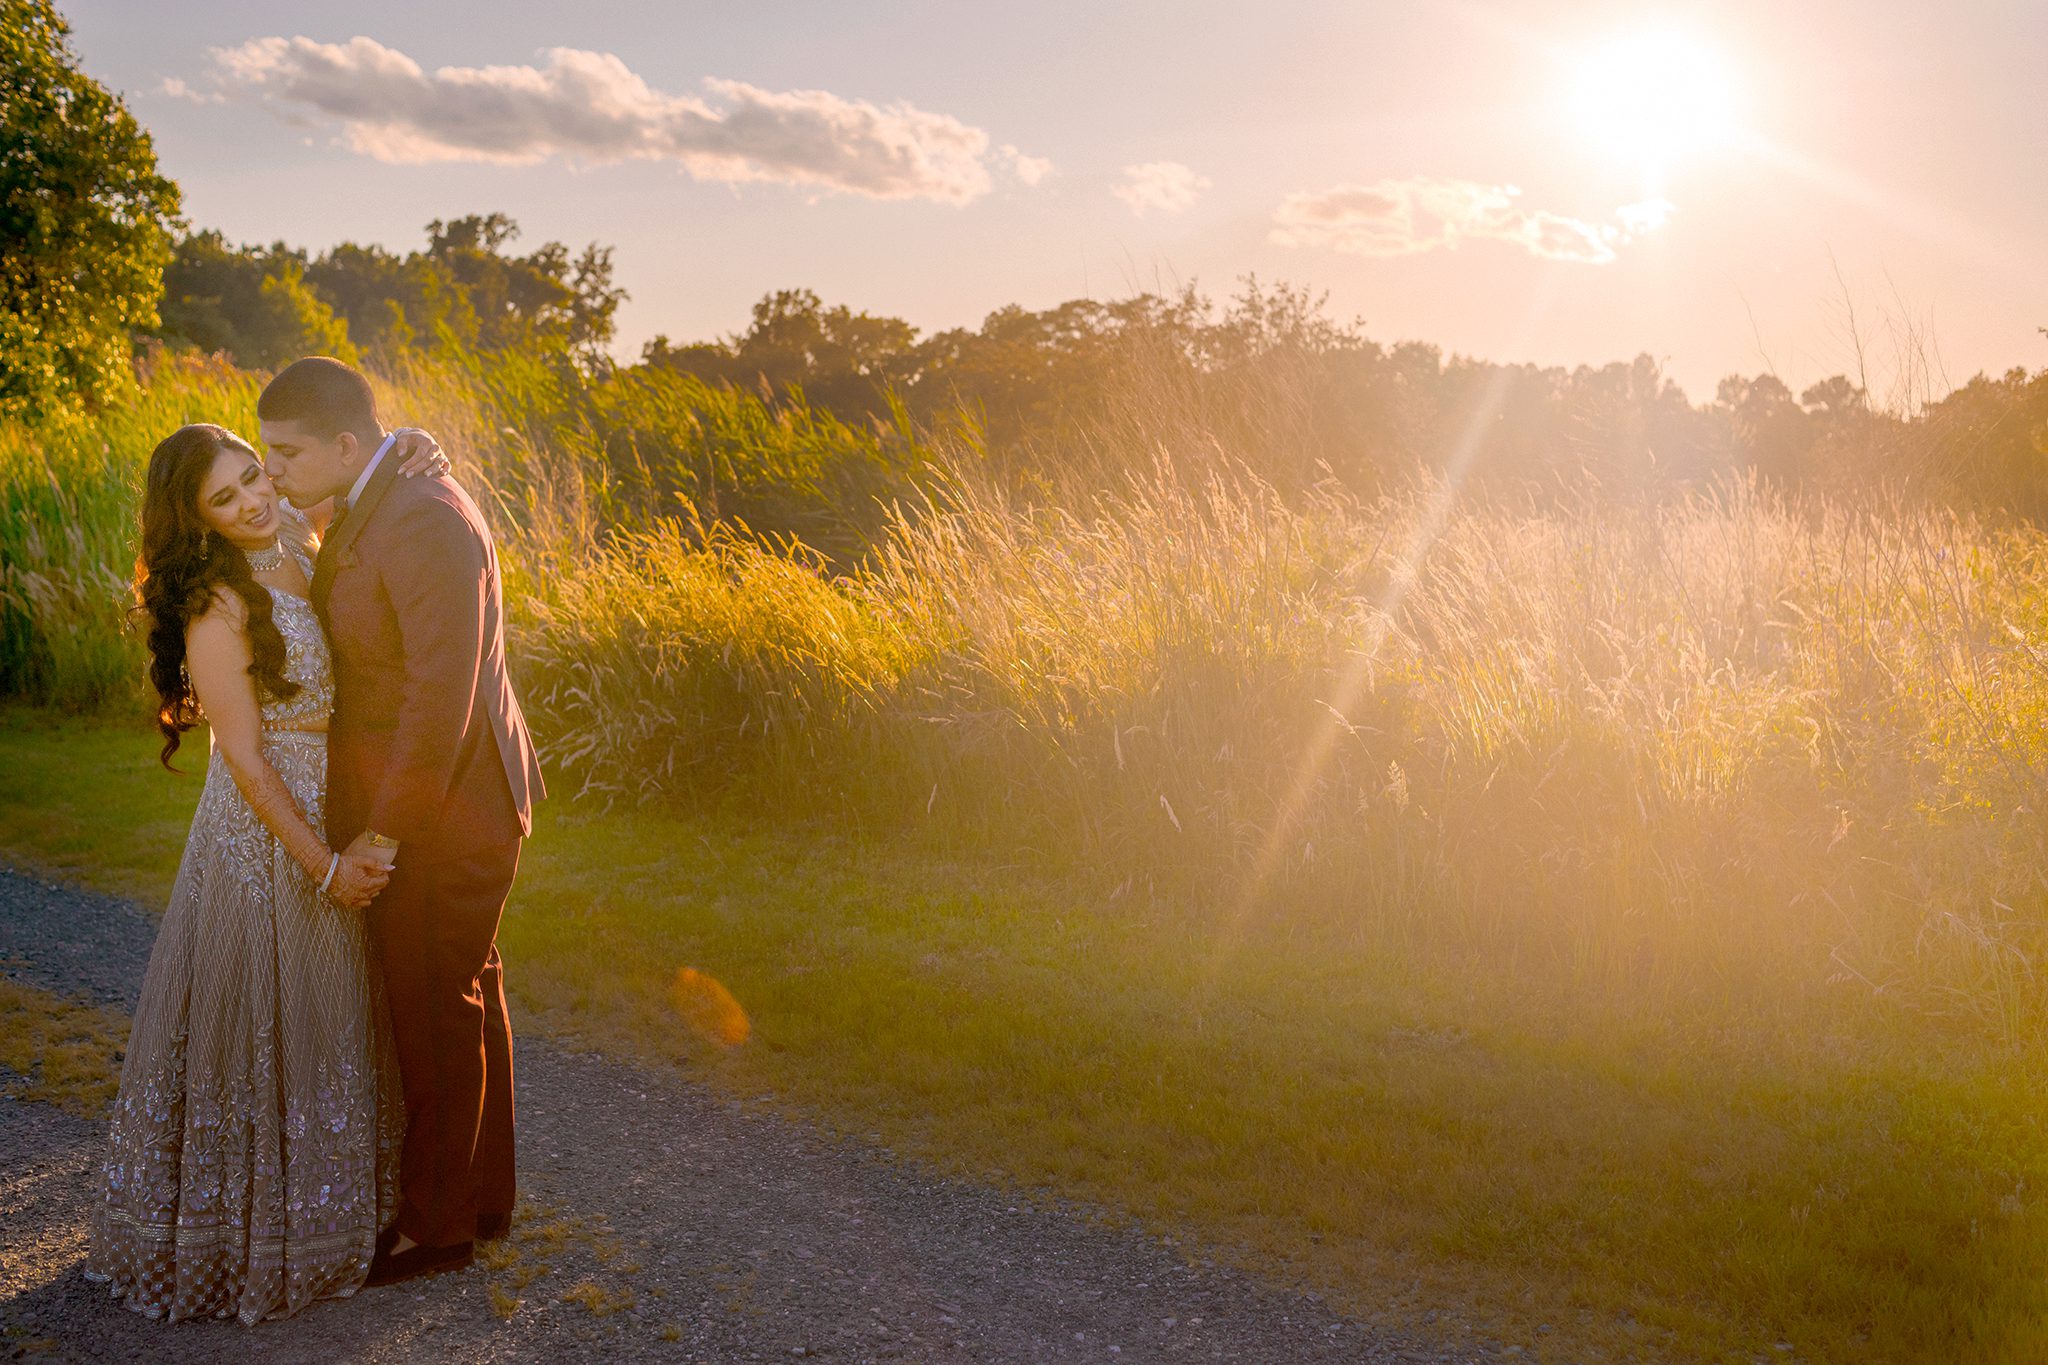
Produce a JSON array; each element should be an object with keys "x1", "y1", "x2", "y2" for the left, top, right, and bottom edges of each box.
[{"x1": 85, "y1": 534, "x2": 404, "y2": 1324}]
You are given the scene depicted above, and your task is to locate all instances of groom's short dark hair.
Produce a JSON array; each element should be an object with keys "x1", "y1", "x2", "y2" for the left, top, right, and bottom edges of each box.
[{"x1": 258, "y1": 357, "x2": 380, "y2": 441}]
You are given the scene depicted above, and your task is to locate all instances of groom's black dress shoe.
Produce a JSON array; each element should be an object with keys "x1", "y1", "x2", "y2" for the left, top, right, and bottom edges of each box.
[{"x1": 366, "y1": 1238, "x2": 474, "y2": 1287}]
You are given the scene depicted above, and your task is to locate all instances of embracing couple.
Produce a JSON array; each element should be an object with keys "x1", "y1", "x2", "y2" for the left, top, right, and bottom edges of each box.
[{"x1": 85, "y1": 357, "x2": 545, "y2": 1323}]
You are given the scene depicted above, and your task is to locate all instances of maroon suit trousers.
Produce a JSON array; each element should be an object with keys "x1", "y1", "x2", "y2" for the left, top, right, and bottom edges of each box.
[{"x1": 369, "y1": 837, "x2": 520, "y2": 1248}]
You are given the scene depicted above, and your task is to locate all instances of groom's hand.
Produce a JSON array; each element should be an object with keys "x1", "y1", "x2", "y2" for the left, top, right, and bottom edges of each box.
[
  {"x1": 343, "y1": 830, "x2": 399, "y2": 868},
  {"x1": 329, "y1": 852, "x2": 392, "y2": 909}
]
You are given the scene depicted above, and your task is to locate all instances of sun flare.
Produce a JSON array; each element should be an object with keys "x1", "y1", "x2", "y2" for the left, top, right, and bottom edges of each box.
[{"x1": 1567, "y1": 31, "x2": 1740, "y2": 180}]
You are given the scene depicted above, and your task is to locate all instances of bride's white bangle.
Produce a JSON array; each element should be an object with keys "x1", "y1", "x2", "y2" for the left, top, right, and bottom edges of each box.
[{"x1": 319, "y1": 851, "x2": 340, "y2": 894}]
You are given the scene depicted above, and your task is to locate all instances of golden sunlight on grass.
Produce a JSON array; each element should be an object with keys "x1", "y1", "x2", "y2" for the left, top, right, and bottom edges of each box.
[
  {"x1": 0, "y1": 976, "x2": 126, "y2": 1117},
  {"x1": 669, "y1": 967, "x2": 751, "y2": 1047}
]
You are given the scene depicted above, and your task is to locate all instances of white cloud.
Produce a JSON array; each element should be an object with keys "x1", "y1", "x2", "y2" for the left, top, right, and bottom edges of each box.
[
  {"x1": 202, "y1": 36, "x2": 1016, "y2": 205},
  {"x1": 1270, "y1": 176, "x2": 1672, "y2": 265},
  {"x1": 160, "y1": 76, "x2": 223, "y2": 104},
  {"x1": 1112, "y1": 160, "x2": 1211, "y2": 217},
  {"x1": 1615, "y1": 196, "x2": 1675, "y2": 238},
  {"x1": 1000, "y1": 144, "x2": 1054, "y2": 186}
]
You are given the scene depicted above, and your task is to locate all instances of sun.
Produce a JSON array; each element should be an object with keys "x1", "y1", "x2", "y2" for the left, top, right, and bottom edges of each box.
[{"x1": 1566, "y1": 31, "x2": 1740, "y2": 182}]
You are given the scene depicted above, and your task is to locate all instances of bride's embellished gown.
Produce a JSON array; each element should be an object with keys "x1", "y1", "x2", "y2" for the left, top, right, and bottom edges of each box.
[{"x1": 86, "y1": 539, "x2": 404, "y2": 1324}]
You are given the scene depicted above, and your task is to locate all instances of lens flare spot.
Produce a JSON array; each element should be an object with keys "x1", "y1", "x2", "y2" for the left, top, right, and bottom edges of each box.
[{"x1": 668, "y1": 966, "x2": 750, "y2": 1047}]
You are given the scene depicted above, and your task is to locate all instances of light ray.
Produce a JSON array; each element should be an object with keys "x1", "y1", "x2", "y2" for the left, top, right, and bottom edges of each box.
[
  {"x1": 1736, "y1": 131, "x2": 2048, "y2": 293},
  {"x1": 1190, "y1": 269, "x2": 1573, "y2": 993}
]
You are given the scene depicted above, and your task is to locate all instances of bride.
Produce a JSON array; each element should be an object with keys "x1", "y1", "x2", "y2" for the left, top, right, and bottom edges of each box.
[{"x1": 87, "y1": 420, "x2": 446, "y2": 1323}]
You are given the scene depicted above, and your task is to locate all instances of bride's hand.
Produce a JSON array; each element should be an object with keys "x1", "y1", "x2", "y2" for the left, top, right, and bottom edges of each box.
[
  {"x1": 390, "y1": 427, "x2": 452, "y2": 480},
  {"x1": 327, "y1": 852, "x2": 393, "y2": 909}
]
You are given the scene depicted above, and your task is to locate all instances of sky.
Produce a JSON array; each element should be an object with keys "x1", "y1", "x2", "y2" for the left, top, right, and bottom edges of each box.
[{"x1": 59, "y1": 0, "x2": 2048, "y2": 406}]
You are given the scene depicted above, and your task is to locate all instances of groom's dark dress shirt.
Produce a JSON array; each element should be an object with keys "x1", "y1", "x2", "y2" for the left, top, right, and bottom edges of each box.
[{"x1": 312, "y1": 450, "x2": 545, "y2": 1249}]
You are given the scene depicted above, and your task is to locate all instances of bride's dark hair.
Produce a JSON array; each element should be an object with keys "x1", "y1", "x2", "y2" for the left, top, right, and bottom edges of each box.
[{"x1": 134, "y1": 424, "x2": 300, "y2": 770}]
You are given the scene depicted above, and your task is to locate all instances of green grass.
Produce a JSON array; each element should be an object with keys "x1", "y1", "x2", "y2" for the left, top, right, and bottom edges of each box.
[
  {"x1": 0, "y1": 977, "x2": 128, "y2": 1117},
  {"x1": 3, "y1": 705, "x2": 2044, "y2": 1363},
  {"x1": 0, "y1": 707, "x2": 192, "y2": 899}
]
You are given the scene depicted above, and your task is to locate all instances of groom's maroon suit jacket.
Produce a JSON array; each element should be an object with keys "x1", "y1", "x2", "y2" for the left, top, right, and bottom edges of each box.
[{"x1": 311, "y1": 453, "x2": 543, "y2": 858}]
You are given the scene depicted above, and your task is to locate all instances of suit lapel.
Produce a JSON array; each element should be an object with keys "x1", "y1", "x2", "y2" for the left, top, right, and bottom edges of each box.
[{"x1": 311, "y1": 449, "x2": 402, "y2": 615}]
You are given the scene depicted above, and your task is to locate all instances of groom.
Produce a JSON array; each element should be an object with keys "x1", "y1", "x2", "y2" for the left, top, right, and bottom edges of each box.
[{"x1": 260, "y1": 356, "x2": 545, "y2": 1286}]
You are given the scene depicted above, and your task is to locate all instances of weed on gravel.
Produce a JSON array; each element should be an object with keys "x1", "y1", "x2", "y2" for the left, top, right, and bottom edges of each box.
[{"x1": 479, "y1": 1200, "x2": 645, "y2": 1326}]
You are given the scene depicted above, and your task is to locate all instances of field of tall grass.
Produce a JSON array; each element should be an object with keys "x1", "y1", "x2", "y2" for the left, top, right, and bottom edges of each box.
[
  {"x1": 5, "y1": 349, "x2": 2047, "y2": 1360},
  {"x1": 517, "y1": 444, "x2": 2048, "y2": 1034}
]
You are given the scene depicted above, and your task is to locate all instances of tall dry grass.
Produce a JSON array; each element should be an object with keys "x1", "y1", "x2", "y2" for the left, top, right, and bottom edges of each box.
[
  {"x1": 0, "y1": 350, "x2": 261, "y2": 707},
  {"x1": 6, "y1": 348, "x2": 2045, "y2": 1040},
  {"x1": 519, "y1": 451, "x2": 2048, "y2": 1042}
]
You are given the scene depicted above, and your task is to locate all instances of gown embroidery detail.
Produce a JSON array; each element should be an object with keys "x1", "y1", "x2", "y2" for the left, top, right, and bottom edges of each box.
[{"x1": 86, "y1": 537, "x2": 404, "y2": 1324}]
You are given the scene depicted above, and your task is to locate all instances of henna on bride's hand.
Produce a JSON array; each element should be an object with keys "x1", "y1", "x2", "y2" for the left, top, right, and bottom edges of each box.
[
  {"x1": 390, "y1": 428, "x2": 450, "y2": 479},
  {"x1": 329, "y1": 853, "x2": 391, "y2": 908}
]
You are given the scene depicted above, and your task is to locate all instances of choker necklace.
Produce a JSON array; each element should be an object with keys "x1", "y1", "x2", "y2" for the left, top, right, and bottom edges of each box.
[{"x1": 243, "y1": 540, "x2": 286, "y2": 572}]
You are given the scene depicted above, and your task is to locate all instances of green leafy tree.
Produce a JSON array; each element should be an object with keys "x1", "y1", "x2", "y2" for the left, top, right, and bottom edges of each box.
[
  {"x1": 306, "y1": 241, "x2": 481, "y2": 355},
  {"x1": 1915, "y1": 367, "x2": 2048, "y2": 516},
  {"x1": 424, "y1": 213, "x2": 625, "y2": 356},
  {"x1": 0, "y1": 0, "x2": 180, "y2": 418},
  {"x1": 157, "y1": 231, "x2": 355, "y2": 368},
  {"x1": 1716, "y1": 373, "x2": 1814, "y2": 487},
  {"x1": 646, "y1": 287, "x2": 918, "y2": 421},
  {"x1": 290, "y1": 215, "x2": 623, "y2": 362},
  {"x1": 157, "y1": 214, "x2": 625, "y2": 369}
]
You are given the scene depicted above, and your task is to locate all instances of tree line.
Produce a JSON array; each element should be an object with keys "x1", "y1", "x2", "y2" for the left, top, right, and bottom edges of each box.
[
  {"x1": 149, "y1": 226, "x2": 2048, "y2": 518},
  {"x1": 5, "y1": 0, "x2": 2046, "y2": 520}
]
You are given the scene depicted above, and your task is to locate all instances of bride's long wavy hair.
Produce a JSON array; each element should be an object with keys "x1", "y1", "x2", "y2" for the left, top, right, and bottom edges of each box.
[{"x1": 134, "y1": 424, "x2": 301, "y2": 770}]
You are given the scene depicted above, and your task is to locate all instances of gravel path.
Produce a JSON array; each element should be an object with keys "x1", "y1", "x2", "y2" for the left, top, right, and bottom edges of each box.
[{"x1": 0, "y1": 865, "x2": 1506, "y2": 1364}]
